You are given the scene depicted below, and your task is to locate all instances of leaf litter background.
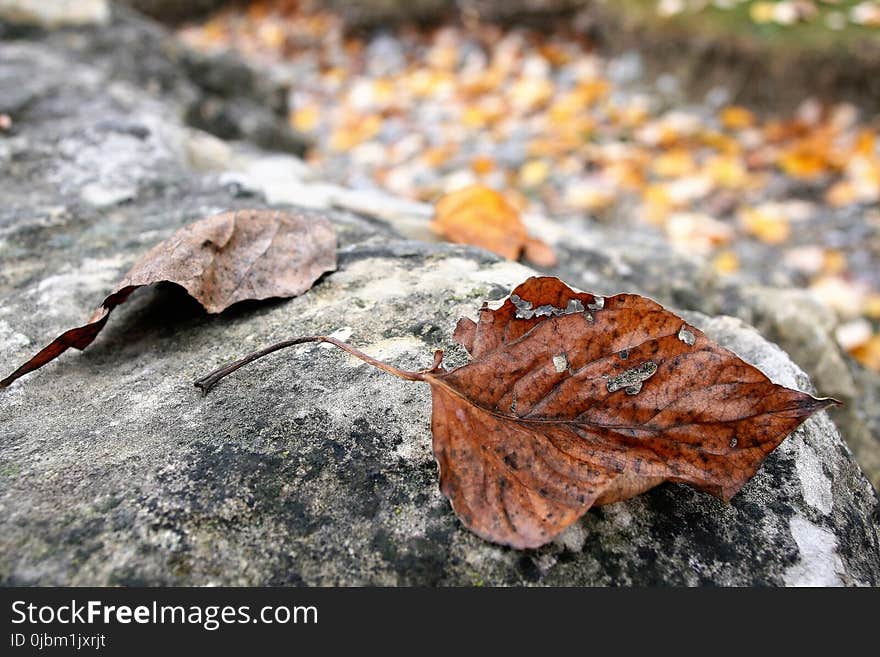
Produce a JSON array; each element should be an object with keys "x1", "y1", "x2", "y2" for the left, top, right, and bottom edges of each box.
[{"x1": 180, "y1": 0, "x2": 880, "y2": 374}]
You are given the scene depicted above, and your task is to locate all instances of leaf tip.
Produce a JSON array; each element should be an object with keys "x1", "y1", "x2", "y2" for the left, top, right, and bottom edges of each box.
[{"x1": 804, "y1": 395, "x2": 842, "y2": 413}]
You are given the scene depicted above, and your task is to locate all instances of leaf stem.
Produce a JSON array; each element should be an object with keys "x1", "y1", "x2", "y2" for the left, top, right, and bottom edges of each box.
[{"x1": 193, "y1": 336, "x2": 427, "y2": 395}]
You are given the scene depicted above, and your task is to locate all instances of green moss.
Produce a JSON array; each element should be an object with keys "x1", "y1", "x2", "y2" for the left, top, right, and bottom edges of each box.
[
  {"x1": 613, "y1": 0, "x2": 880, "y2": 55},
  {"x1": 0, "y1": 463, "x2": 21, "y2": 478}
]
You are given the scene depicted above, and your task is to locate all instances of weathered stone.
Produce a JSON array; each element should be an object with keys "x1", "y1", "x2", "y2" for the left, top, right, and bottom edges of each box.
[
  {"x1": 0, "y1": 0, "x2": 109, "y2": 28},
  {"x1": 0, "y1": 5, "x2": 308, "y2": 156},
  {"x1": 1, "y1": 6, "x2": 878, "y2": 586}
]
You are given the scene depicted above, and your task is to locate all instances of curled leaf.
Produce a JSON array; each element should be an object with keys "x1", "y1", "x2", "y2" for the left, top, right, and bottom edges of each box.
[
  {"x1": 196, "y1": 276, "x2": 836, "y2": 550},
  {"x1": 1, "y1": 209, "x2": 336, "y2": 388},
  {"x1": 431, "y1": 277, "x2": 835, "y2": 547}
]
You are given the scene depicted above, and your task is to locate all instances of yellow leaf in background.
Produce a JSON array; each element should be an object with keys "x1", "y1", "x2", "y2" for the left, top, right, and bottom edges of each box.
[
  {"x1": 256, "y1": 21, "x2": 285, "y2": 49},
  {"x1": 431, "y1": 185, "x2": 555, "y2": 266},
  {"x1": 575, "y1": 79, "x2": 611, "y2": 106},
  {"x1": 740, "y1": 206, "x2": 791, "y2": 244},
  {"x1": 851, "y1": 335, "x2": 880, "y2": 372},
  {"x1": 322, "y1": 67, "x2": 347, "y2": 87},
  {"x1": 853, "y1": 129, "x2": 876, "y2": 156},
  {"x1": 427, "y1": 43, "x2": 458, "y2": 72},
  {"x1": 505, "y1": 188, "x2": 532, "y2": 213},
  {"x1": 826, "y1": 180, "x2": 858, "y2": 207},
  {"x1": 538, "y1": 43, "x2": 572, "y2": 67},
  {"x1": 700, "y1": 131, "x2": 741, "y2": 155},
  {"x1": 835, "y1": 319, "x2": 872, "y2": 351},
  {"x1": 704, "y1": 155, "x2": 749, "y2": 189},
  {"x1": 329, "y1": 114, "x2": 382, "y2": 151},
  {"x1": 665, "y1": 212, "x2": 734, "y2": 255},
  {"x1": 809, "y1": 275, "x2": 867, "y2": 319},
  {"x1": 778, "y1": 145, "x2": 828, "y2": 179},
  {"x1": 611, "y1": 103, "x2": 649, "y2": 128},
  {"x1": 605, "y1": 160, "x2": 645, "y2": 191},
  {"x1": 509, "y1": 77, "x2": 554, "y2": 112},
  {"x1": 564, "y1": 179, "x2": 615, "y2": 212},
  {"x1": 763, "y1": 119, "x2": 808, "y2": 143},
  {"x1": 720, "y1": 106, "x2": 755, "y2": 130},
  {"x1": 462, "y1": 106, "x2": 490, "y2": 129},
  {"x1": 528, "y1": 135, "x2": 577, "y2": 158},
  {"x1": 863, "y1": 294, "x2": 880, "y2": 320},
  {"x1": 471, "y1": 155, "x2": 495, "y2": 175},
  {"x1": 640, "y1": 184, "x2": 673, "y2": 224},
  {"x1": 407, "y1": 70, "x2": 452, "y2": 97},
  {"x1": 822, "y1": 249, "x2": 848, "y2": 275},
  {"x1": 433, "y1": 186, "x2": 526, "y2": 260},
  {"x1": 750, "y1": 2, "x2": 777, "y2": 23},
  {"x1": 191, "y1": 17, "x2": 228, "y2": 48},
  {"x1": 519, "y1": 159, "x2": 551, "y2": 187},
  {"x1": 463, "y1": 97, "x2": 506, "y2": 128},
  {"x1": 847, "y1": 156, "x2": 880, "y2": 202},
  {"x1": 460, "y1": 70, "x2": 504, "y2": 97},
  {"x1": 422, "y1": 144, "x2": 457, "y2": 167},
  {"x1": 291, "y1": 105, "x2": 319, "y2": 133},
  {"x1": 556, "y1": 156, "x2": 582, "y2": 175},
  {"x1": 651, "y1": 149, "x2": 696, "y2": 178},
  {"x1": 372, "y1": 78, "x2": 396, "y2": 107},
  {"x1": 548, "y1": 87, "x2": 604, "y2": 123},
  {"x1": 712, "y1": 250, "x2": 740, "y2": 275}
]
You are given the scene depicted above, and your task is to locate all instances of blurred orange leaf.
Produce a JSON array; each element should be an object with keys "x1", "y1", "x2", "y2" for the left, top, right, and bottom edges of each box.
[
  {"x1": 720, "y1": 106, "x2": 755, "y2": 130},
  {"x1": 778, "y1": 146, "x2": 828, "y2": 179},
  {"x1": 740, "y1": 205, "x2": 791, "y2": 245},
  {"x1": 851, "y1": 335, "x2": 880, "y2": 372},
  {"x1": 432, "y1": 185, "x2": 556, "y2": 266},
  {"x1": 712, "y1": 250, "x2": 740, "y2": 275}
]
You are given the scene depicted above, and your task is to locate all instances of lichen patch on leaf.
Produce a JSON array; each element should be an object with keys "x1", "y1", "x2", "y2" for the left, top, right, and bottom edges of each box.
[{"x1": 606, "y1": 361, "x2": 658, "y2": 395}]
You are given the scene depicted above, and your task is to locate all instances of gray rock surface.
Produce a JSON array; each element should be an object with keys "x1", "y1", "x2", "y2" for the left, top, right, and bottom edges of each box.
[
  {"x1": 0, "y1": 4, "x2": 308, "y2": 156},
  {"x1": 0, "y1": 0, "x2": 109, "y2": 28},
  {"x1": 1, "y1": 8, "x2": 879, "y2": 586}
]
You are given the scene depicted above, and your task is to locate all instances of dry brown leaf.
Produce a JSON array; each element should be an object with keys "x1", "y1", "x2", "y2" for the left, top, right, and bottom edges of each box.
[
  {"x1": 196, "y1": 276, "x2": 835, "y2": 549},
  {"x1": 1, "y1": 209, "x2": 336, "y2": 388},
  {"x1": 431, "y1": 185, "x2": 557, "y2": 267}
]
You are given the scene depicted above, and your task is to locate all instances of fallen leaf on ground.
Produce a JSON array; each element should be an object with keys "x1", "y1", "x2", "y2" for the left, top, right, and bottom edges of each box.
[
  {"x1": 739, "y1": 204, "x2": 792, "y2": 244},
  {"x1": 196, "y1": 276, "x2": 835, "y2": 549},
  {"x1": 720, "y1": 106, "x2": 756, "y2": 131},
  {"x1": 1, "y1": 209, "x2": 336, "y2": 388},
  {"x1": 431, "y1": 185, "x2": 557, "y2": 267}
]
